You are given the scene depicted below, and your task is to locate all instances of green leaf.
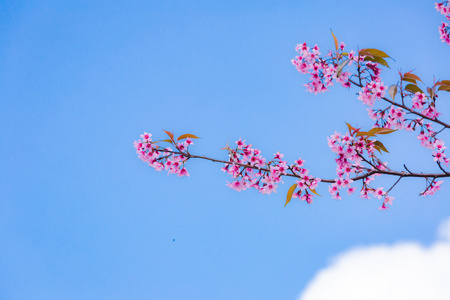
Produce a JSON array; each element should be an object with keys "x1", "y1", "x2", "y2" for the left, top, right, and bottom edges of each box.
[
  {"x1": 336, "y1": 59, "x2": 350, "y2": 77},
  {"x1": 330, "y1": 29, "x2": 338, "y2": 51},
  {"x1": 163, "y1": 129, "x2": 174, "y2": 141},
  {"x1": 368, "y1": 127, "x2": 397, "y2": 135},
  {"x1": 359, "y1": 49, "x2": 373, "y2": 58},
  {"x1": 374, "y1": 140, "x2": 389, "y2": 153},
  {"x1": 388, "y1": 85, "x2": 398, "y2": 100},
  {"x1": 285, "y1": 184, "x2": 297, "y2": 207},
  {"x1": 177, "y1": 133, "x2": 200, "y2": 141},
  {"x1": 405, "y1": 84, "x2": 424, "y2": 94},
  {"x1": 402, "y1": 77, "x2": 417, "y2": 84},
  {"x1": 364, "y1": 55, "x2": 390, "y2": 68},
  {"x1": 363, "y1": 48, "x2": 390, "y2": 58}
]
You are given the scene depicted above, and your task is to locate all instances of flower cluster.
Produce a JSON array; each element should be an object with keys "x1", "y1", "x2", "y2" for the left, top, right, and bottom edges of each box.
[
  {"x1": 134, "y1": 132, "x2": 192, "y2": 177},
  {"x1": 291, "y1": 42, "x2": 351, "y2": 94},
  {"x1": 357, "y1": 80, "x2": 387, "y2": 107},
  {"x1": 222, "y1": 139, "x2": 320, "y2": 203},
  {"x1": 327, "y1": 131, "x2": 394, "y2": 208},
  {"x1": 436, "y1": 1, "x2": 450, "y2": 44}
]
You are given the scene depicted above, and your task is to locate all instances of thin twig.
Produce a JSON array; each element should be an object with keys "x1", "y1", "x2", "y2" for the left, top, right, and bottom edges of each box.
[{"x1": 386, "y1": 176, "x2": 403, "y2": 194}]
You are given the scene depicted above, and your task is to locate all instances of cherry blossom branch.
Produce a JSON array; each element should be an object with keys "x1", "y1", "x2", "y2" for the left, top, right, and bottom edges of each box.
[
  {"x1": 348, "y1": 79, "x2": 450, "y2": 129},
  {"x1": 134, "y1": 5, "x2": 450, "y2": 209},
  {"x1": 163, "y1": 149, "x2": 450, "y2": 182}
]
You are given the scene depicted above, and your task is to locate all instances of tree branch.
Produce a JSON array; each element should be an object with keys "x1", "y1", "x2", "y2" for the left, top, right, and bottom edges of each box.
[{"x1": 162, "y1": 149, "x2": 450, "y2": 184}]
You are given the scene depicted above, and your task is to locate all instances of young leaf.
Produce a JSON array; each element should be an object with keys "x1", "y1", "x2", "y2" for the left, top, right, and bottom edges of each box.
[
  {"x1": 358, "y1": 49, "x2": 373, "y2": 58},
  {"x1": 363, "y1": 48, "x2": 390, "y2": 58},
  {"x1": 330, "y1": 29, "x2": 338, "y2": 51},
  {"x1": 373, "y1": 145, "x2": 382, "y2": 154},
  {"x1": 309, "y1": 188, "x2": 321, "y2": 196},
  {"x1": 427, "y1": 87, "x2": 435, "y2": 99},
  {"x1": 405, "y1": 84, "x2": 424, "y2": 94},
  {"x1": 374, "y1": 140, "x2": 389, "y2": 153},
  {"x1": 438, "y1": 85, "x2": 450, "y2": 92},
  {"x1": 402, "y1": 77, "x2": 417, "y2": 84},
  {"x1": 356, "y1": 131, "x2": 375, "y2": 137},
  {"x1": 345, "y1": 122, "x2": 354, "y2": 133},
  {"x1": 388, "y1": 85, "x2": 398, "y2": 100},
  {"x1": 153, "y1": 139, "x2": 173, "y2": 144},
  {"x1": 285, "y1": 184, "x2": 297, "y2": 207},
  {"x1": 364, "y1": 56, "x2": 390, "y2": 68},
  {"x1": 336, "y1": 59, "x2": 350, "y2": 77},
  {"x1": 368, "y1": 127, "x2": 397, "y2": 135},
  {"x1": 177, "y1": 133, "x2": 200, "y2": 141},
  {"x1": 403, "y1": 72, "x2": 422, "y2": 83},
  {"x1": 163, "y1": 130, "x2": 175, "y2": 141},
  {"x1": 436, "y1": 80, "x2": 450, "y2": 86}
]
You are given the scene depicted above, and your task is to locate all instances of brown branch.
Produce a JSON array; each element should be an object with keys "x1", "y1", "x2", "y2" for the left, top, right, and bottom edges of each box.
[{"x1": 160, "y1": 149, "x2": 450, "y2": 184}]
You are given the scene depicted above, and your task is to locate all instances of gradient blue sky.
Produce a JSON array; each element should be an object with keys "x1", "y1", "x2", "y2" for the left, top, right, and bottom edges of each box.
[{"x1": 1, "y1": 1, "x2": 450, "y2": 299}]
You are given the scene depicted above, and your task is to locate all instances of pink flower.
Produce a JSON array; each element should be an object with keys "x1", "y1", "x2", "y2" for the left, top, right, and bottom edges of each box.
[
  {"x1": 227, "y1": 180, "x2": 246, "y2": 192},
  {"x1": 236, "y1": 138, "x2": 245, "y2": 149},
  {"x1": 374, "y1": 188, "x2": 385, "y2": 199},
  {"x1": 178, "y1": 168, "x2": 189, "y2": 177},
  {"x1": 384, "y1": 195, "x2": 394, "y2": 205},
  {"x1": 433, "y1": 150, "x2": 446, "y2": 163}
]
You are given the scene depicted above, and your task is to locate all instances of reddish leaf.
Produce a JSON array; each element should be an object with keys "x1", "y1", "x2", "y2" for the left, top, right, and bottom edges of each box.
[
  {"x1": 438, "y1": 85, "x2": 450, "y2": 92},
  {"x1": 331, "y1": 29, "x2": 338, "y2": 51},
  {"x1": 436, "y1": 80, "x2": 450, "y2": 86},
  {"x1": 177, "y1": 133, "x2": 200, "y2": 141},
  {"x1": 368, "y1": 127, "x2": 397, "y2": 135},
  {"x1": 356, "y1": 131, "x2": 375, "y2": 137},
  {"x1": 403, "y1": 72, "x2": 422, "y2": 83},
  {"x1": 345, "y1": 122, "x2": 354, "y2": 133},
  {"x1": 163, "y1": 130, "x2": 174, "y2": 141}
]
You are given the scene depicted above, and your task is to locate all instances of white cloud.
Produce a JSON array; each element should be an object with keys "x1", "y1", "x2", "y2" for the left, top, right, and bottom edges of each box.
[
  {"x1": 298, "y1": 217, "x2": 450, "y2": 300},
  {"x1": 438, "y1": 217, "x2": 450, "y2": 241}
]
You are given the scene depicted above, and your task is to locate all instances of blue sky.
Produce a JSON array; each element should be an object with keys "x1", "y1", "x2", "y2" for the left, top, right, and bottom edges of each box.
[{"x1": 1, "y1": 1, "x2": 450, "y2": 299}]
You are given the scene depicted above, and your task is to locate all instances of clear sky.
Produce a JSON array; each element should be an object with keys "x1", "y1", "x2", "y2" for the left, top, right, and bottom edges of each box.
[{"x1": 1, "y1": 1, "x2": 450, "y2": 299}]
